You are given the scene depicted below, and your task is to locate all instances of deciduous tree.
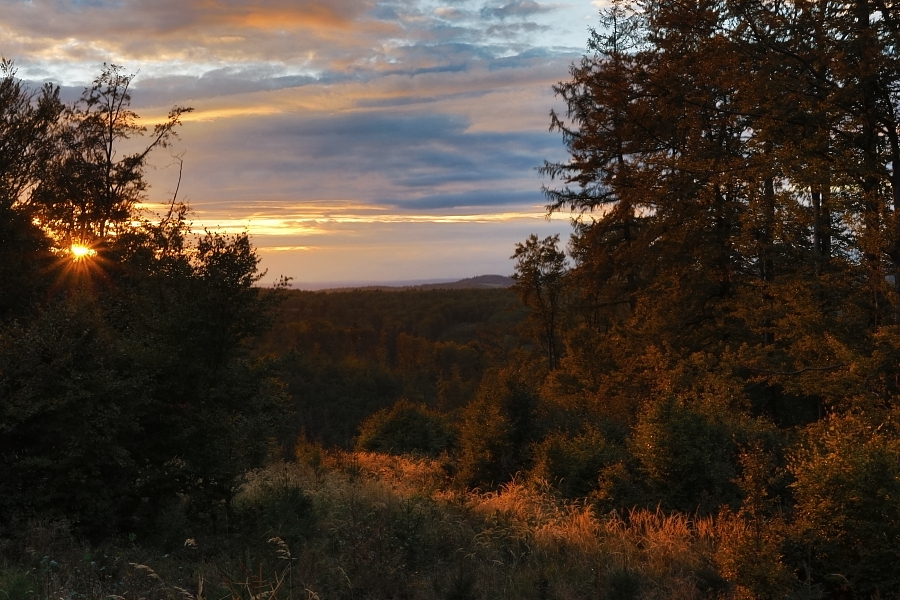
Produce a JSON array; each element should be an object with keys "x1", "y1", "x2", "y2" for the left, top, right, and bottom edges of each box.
[
  {"x1": 32, "y1": 64, "x2": 191, "y2": 247},
  {"x1": 511, "y1": 234, "x2": 567, "y2": 371}
]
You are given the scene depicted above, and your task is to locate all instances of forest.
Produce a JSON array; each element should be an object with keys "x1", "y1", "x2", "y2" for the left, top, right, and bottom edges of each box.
[{"x1": 2, "y1": 1, "x2": 900, "y2": 599}]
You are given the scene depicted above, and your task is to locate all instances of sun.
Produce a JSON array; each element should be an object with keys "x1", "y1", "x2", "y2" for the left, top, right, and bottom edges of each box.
[{"x1": 70, "y1": 243, "x2": 97, "y2": 261}]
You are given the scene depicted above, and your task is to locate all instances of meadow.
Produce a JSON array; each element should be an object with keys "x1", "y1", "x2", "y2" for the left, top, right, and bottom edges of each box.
[{"x1": 0, "y1": 449, "x2": 808, "y2": 600}]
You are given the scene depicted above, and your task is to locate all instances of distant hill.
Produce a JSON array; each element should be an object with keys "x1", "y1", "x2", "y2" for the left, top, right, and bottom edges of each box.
[
  {"x1": 314, "y1": 274, "x2": 514, "y2": 292},
  {"x1": 415, "y1": 274, "x2": 514, "y2": 290}
]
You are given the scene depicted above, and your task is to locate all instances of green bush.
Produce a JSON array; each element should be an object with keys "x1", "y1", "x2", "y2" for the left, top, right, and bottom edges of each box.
[
  {"x1": 788, "y1": 412, "x2": 900, "y2": 598},
  {"x1": 455, "y1": 370, "x2": 540, "y2": 490},
  {"x1": 355, "y1": 399, "x2": 454, "y2": 457},
  {"x1": 630, "y1": 397, "x2": 744, "y2": 514},
  {"x1": 530, "y1": 425, "x2": 622, "y2": 499}
]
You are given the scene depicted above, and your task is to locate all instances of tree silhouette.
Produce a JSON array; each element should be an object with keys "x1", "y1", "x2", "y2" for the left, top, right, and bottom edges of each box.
[
  {"x1": 0, "y1": 59, "x2": 63, "y2": 318},
  {"x1": 32, "y1": 64, "x2": 192, "y2": 248},
  {"x1": 0, "y1": 65, "x2": 285, "y2": 536},
  {"x1": 511, "y1": 234, "x2": 566, "y2": 371}
]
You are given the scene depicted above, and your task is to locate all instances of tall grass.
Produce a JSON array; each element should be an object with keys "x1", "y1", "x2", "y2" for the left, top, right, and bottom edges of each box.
[{"x1": 1, "y1": 450, "x2": 800, "y2": 599}]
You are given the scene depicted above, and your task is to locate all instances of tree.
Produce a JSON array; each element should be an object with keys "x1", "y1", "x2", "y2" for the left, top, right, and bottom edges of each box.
[
  {"x1": 540, "y1": 0, "x2": 900, "y2": 417},
  {"x1": 0, "y1": 59, "x2": 63, "y2": 319},
  {"x1": 111, "y1": 207, "x2": 291, "y2": 528},
  {"x1": 0, "y1": 66, "x2": 286, "y2": 536},
  {"x1": 456, "y1": 368, "x2": 541, "y2": 489},
  {"x1": 511, "y1": 234, "x2": 567, "y2": 370},
  {"x1": 535, "y1": 0, "x2": 900, "y2": 593},
  {"x1": 0, "y1": 59, "x2": 63, "y2": 212},
  {"x1": 789, "y1": 413, "x2": 900, "y2": 597},
  {"x1": 32, "y1": 64, "x2": 192, "y2": 248},
  {"x1": 0, "y1": 293, "x2": 143, "y2": 531}
]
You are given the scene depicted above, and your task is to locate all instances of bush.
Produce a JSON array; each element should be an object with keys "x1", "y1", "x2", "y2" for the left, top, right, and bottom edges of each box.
[
  {"x1": 233, "y1": 469, "x2": 315, "y2": 550},
  {"x1": 455, "y1": 370, "x2": 540, "y2": 490},
  {"x1": 630, "y1": 397, "x2": 744, "y2": 514},
  {"x1": 355, "y1": 399, "x2": 454, "y2": 457},
  {"x1": 530, "y1": 425, "x2": 622, "y2": 499},
  {"x1": 787, "y1": 412, "x2": 900, "y2": 598}
]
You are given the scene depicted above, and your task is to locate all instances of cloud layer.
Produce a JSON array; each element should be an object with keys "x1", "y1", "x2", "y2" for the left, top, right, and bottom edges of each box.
[{"x1": 2, "y1": 0, "x2": 599, "y2": 283}]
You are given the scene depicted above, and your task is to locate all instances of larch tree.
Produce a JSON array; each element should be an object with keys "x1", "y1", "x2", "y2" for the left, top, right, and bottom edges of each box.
[
  {"x1": 539, "y1": 1, "x2": 900, "y2": 594},
  {"x1": 542, "y1": 0, "x2": 900, "y2": 419}
]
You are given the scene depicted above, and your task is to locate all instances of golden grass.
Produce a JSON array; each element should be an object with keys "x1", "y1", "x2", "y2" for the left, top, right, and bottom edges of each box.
[
  {"x1": 2, "y1": 450, "x2": 781, "y2": 599},
  {"x1": 235, "y1": 450, "x2": 759, "y2": 599}
]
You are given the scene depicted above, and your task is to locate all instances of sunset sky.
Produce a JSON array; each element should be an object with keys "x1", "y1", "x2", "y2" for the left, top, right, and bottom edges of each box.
[{"x1": 3, "y1": 0, "x2": 601, "y2": 287}]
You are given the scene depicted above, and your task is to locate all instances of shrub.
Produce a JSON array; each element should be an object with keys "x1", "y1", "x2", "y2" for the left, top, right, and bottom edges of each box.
[
  {"x1": 630, "y1": 397, "x2": 744, "y2": 514},
  {"x1": 233, "y1": 468, "x2": 315, "y2": 549},
  {"x1": 455, "y1": 370, "x2": 540, "y2": 490},
  {"x1": 788, "y1": 412, "x2": 900, "y2": 598},
  {"x1": 355, "y1": 398, "x2": 454, "y2": 457},
  {"x1": 530, "y1": 425, "x2": 622, "y2": 499}
]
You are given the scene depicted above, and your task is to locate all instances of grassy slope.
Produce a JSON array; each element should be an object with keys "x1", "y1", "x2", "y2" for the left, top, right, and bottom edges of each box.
[{"x1": 1, "y1": 449, "x2": 790, "y2": 600}]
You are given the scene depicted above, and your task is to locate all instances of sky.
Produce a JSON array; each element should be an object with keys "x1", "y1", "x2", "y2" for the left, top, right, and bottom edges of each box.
[{"x1": 2, "y1": 0, "x2": 602, "y2": 287}]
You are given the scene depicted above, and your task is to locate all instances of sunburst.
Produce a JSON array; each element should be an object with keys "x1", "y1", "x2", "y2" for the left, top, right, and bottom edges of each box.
[{"x1": 70, "y1": 243, "x2": 97, "y2": 261}]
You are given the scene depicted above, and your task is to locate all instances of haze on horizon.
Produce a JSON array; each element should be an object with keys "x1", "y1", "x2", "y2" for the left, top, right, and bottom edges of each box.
[{"x1": 1, "y1": 0, "x2": 602, "y2": 285}]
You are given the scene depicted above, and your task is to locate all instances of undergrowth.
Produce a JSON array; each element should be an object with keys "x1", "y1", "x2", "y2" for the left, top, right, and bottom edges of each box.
[{"x1": 0, "y1": 449, "x2": 810, "y2": 600}]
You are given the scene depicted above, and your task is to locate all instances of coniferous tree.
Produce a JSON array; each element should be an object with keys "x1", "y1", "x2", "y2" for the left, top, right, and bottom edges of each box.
[{"x1": 538, "y1": 1, "x2": 900, "y2": 594}]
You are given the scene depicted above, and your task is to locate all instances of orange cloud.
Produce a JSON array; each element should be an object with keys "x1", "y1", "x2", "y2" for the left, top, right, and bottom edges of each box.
[{"x1": 198, "y1": 0, "x2": 371, "y2": 30}]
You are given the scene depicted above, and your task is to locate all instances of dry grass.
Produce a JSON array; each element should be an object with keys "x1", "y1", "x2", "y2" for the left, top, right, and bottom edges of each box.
[{"x1": 1, "y1": 450, "x2": 790, "y2": 600}]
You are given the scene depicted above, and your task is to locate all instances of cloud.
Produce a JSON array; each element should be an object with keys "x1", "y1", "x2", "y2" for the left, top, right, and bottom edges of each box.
[
  {"x1": 481, "y1": 0, "x2": 559, "y2": 20},
  {"x1": 167, "y1": 107, "x2": 560, "y2": 205},
  {"x1": 3, "y1": 0, "x2": 594, "y2": 283},
  {"x1": 0, "y1": 0, "x2": 391, "y2": 80},
  {"x1": 251, "y1": 217, "x2": 570, "y2": 285},
  {"x1": 486, "y1": 21, "x2": 550, "y2": 37},
  {"x1": 393, "y1": 189, "x2": 547, "y2": 209},
  {"x1": 434, "y1": 6, "x2": 466, "y2": 19}
]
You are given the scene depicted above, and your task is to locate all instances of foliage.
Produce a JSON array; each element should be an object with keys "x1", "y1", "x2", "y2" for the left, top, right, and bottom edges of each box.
[
  {"x1": 0, "y1": 64, "x2": 285, "y2": 537},
  {"x1": 517, "y1": 2, "x2": 900, "y2": 594},
  {"x1": 788, "y1": 412, "x2": 900, "y2": 598},
  {"x1": 4, "y1": 1, "x2": 900, "y2": 592},
  {"x1": 0, "y1": 59, "x2": 62, "y2": 320},
  {"x1": 455, "y1": 369, "x2": 541, "y2": 490},
  {"x1": 31, "y1": 64, "x2": 191, "y2": 246},
  {"x1": 529, "y1": 424, "x2": 622, "y2": 500},
  {"x1": 232, "y1": 467, "x2": 315, "y2": 552},
  {"x1": 258, "y1": 288, "x2": 524, "y2": 447},
  {"x1": 0, "y1": 294, "x2": 142, "y2": 531},
  {"x1": 538, "y1": 0, "x2": 900, "y2": 424},
  {"x1": 0, "y1": 452, "x2": 827, "y2": 600},
  {"x1": 511, "y1": 234, "x2": 567, "y2": 370},
  {"x1": 355, "y1": 398, "x2": 454, "y2": 457}
]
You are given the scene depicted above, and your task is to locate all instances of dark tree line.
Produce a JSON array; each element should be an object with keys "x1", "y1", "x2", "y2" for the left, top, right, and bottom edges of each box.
[
  {"x1": 0, "y1": 62, "x2": 287, "y2": 539},
  {"x1": 256, "y1": 287, "x2": 526, "y2": 448}
]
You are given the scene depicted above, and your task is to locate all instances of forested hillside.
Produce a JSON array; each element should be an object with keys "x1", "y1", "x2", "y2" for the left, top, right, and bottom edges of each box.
[{"x1": 255, "y1": 288, "x2": 526, "y2": 447}]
